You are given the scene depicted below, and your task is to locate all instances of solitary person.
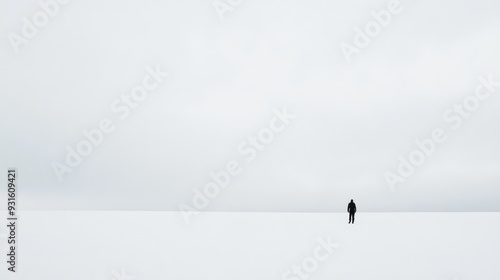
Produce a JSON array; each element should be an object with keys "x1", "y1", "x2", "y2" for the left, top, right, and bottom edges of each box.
[{"x1": 347, "y1": 199, "x2": 356, "y2": 224}]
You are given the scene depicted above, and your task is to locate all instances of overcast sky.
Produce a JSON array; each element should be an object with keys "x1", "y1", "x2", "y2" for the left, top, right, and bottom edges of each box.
[{"x1": 1, "y1": 0, "x2": 499, "y2": 212}]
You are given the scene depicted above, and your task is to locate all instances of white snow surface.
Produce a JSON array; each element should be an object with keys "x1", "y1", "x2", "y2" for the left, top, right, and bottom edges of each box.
[{"x1": 1, "y1": 211, "x2": 499, "y2": 279}]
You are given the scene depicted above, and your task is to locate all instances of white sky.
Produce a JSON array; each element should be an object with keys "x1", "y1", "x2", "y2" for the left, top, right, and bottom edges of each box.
[{"x1": 1, "y1": 0, "x2": 499, "y2": 211}]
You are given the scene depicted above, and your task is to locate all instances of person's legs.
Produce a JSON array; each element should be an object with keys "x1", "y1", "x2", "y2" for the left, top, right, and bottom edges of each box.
[
  {"x1": 352, "y1": 213, "x2": 355, "y2": 224},
  {"x1": 349, "y1": 213, "x2": 353, "y2": 224}
]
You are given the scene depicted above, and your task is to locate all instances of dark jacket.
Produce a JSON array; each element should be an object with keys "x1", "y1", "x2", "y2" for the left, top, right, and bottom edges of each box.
[{"x1": 347, "y1": 202, "x2": 356, "y2": 213}]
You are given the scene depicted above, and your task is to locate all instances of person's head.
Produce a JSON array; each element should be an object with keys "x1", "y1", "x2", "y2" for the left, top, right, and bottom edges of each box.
[{"x1": 351, "y1": 199, "x2": 353, "y2": 202}]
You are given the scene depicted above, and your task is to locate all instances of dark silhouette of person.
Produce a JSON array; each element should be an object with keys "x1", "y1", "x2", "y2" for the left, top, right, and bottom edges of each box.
[{"x1": 347, "y1": 199, "x2": 356, "y2": 224}]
